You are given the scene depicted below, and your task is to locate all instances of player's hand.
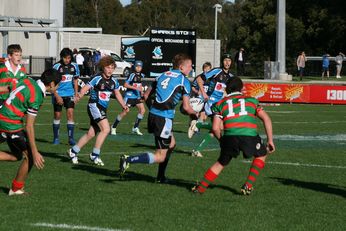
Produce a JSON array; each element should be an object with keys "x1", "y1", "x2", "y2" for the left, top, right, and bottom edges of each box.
[
  {"x1": 55, "y1": 95, "x2": 64, "y2": 105},
  {"x1": 33, "y1": 152, "x2": 45, "y2": 169},
  {"x1": 122, "y1": 105, "x2": 129, "y2": 112},
  {"x1": 266, "y1": 141, "x2": 275, "y2": 153}
]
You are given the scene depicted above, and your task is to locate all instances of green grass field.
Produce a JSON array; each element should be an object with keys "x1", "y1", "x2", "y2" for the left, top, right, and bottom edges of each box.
[{"x1": 1, "y1": 98, "x2": 346, "y2": 231}]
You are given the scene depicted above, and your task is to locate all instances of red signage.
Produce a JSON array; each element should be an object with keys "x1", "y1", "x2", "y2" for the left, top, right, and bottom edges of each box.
[{"x1": 243, "y1": 82, "x2": 346, "y2": 105}]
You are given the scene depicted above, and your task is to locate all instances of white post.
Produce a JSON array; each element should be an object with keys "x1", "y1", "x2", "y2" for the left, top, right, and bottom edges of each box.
[
  {"x1": 213, "y1": 4, "x2": 222, "y2": 67},
  {"x1": 276, "y1": 0, "x2": 289, "y2": 80}
]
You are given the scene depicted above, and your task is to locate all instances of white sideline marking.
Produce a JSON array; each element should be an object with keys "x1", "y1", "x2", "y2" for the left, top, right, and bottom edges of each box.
[
  {"x1": 242, "y1": 160, "x2": 346, "y2": 169},
  {"x1": 274, "y1": 134, "x2": 346, "y2": 141},
  {"x1": 273, "y1": 121, "x2": 346, "y2": 124},
  {"x1": 31, "y1": 222, "x2": 129, "y2": 231}
]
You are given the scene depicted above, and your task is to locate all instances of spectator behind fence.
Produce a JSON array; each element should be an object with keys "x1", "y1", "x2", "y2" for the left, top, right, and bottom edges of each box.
[
  {"x1": 335, "y1": 52, "x2": 345, "y2": 79},
  {"x1": 83, "y1": 51, "x2": 92, "y2": 77},
  {"x1": 76, "y1": 51, "x2": 84, "y2": 76},
  {"x1": 72, "y1": 48, "x2": 78, "y2": 62},
  {"x1": 322, "y1": 53, "x2": 330, "y2": 79},
  {"x1": 234, "y1": 48, "x2": 246, "y2": 76},
  {"x1": 296, "y1": 51, "x2": 307, "y2": 81},
  {"x1": 92, "y1": 51, "x2": 101, "y2": 75}
]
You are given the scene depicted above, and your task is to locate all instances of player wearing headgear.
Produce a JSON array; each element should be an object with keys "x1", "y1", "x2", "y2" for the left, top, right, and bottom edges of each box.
[
  {"x1": 188, "y1": 54, "x2": 234, "y2": 157},
  {"x1": 119, "y1": 53, "x2": 198, "y2": 182},
  {"x1": 52, "y1": 48, "x2": 80, "y2": 145},
  {"x1": 68, "y1": 56, "x2": 128, "y2": 166},
  {"x1": 111, "y1": 60, "x2": 146, "y2": 136},
  {"x1": 0, "y1": 44, "x2": 27, "y2": 105},
  {"x1": 0, "y1": 69, "x2": 61, "y2": 195},
  {"x1": 192, "y1": 77, "x2": 275, "y2": 195}
]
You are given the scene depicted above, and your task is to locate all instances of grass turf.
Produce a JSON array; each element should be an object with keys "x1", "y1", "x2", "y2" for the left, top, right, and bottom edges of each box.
[{"x1": 1, "y1": 98, "x2": 346, "y2": 231}]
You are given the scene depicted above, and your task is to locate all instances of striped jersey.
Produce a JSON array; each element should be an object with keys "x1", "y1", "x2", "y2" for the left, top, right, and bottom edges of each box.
[
  {"x1": 0, "y1": 78, "x2": 44, "y2": 133},
  {"x1": 212, "y1": 92, "x2": 263, "y2": 136},
  {"x1": 0, "y1": 61, "x2": 27, "y2": 101}
]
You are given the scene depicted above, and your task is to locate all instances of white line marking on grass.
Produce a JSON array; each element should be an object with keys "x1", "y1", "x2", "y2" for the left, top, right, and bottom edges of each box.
[
  {"x1": 274, "y1": 134, "x2": 346, "y2": 141},
  {"x1": 242, "y1": 160, "x2": 346, "y2": 169},
  {"x1": 31, "y1": 223, "x2": 130, "y2": 231}
]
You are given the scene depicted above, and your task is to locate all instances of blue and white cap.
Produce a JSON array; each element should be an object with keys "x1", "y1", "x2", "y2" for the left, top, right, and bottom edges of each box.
[{"x1": 134, "y1": 60, "x2": 143, "y2": 67}]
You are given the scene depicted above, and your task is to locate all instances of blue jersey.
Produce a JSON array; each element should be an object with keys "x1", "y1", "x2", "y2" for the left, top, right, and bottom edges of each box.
[
  {"x1": 125, "y1": 72, "x2": 145, "y2": 99},
  {"x1": 322, "y1": 55, "x2": 329, "y2": 68},
  {"x1": 150, "y1": 69, "x2": 191, "y2": 119},
  {"x1": 202, "y1": 68, "x2": 233, "y2": 105},
  {"x1": 53, "y1": 62, "x2": 80, "y2": 97},
  {"x1": 87, "y1": 75, "x2": 119, "y2": 109}
]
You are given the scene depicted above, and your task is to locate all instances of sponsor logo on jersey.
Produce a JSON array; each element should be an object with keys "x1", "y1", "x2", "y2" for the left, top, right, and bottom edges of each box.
[
  {"x1": 98, "y1": 91, "x2": 112, "y2": 101},
  {"x1": 71, "y1": 67, "x2": 75, "y2": 72},
  {"x1": 61, "y1": 75, "x2": 73, "y2": 82},
  {"x1": 215, "y1": 82, "x2": 226, "y2": 92}
]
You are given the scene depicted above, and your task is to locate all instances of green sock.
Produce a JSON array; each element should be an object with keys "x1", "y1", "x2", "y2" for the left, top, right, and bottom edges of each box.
[
  {"x1": 196, "y1": 133, "x2": 214, "y2": 152},
  {"x1": 196, "y1": 121, "x2": 212, "y2": 130}
]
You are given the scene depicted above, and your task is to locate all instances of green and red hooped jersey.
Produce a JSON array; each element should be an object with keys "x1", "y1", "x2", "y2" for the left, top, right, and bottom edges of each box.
[
  {"x1": 0, "y1": 78, "x2": 43, "y2": 133},
  {"x1": 211, "y1": 92, "x2": 263, "y2": 136},
  {"x1": 0, "y1": 61, "x2": 27, "y2": 101}
]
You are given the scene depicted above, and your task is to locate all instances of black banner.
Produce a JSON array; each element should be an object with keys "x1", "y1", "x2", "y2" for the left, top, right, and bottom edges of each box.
[{"x1": 150, "y1": 28, "x2": 196, "y2": 77}]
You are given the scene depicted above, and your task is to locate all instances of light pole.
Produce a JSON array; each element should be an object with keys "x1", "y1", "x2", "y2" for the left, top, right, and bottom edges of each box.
[{"x1": 213, "y1": 3, "x2": 222, "y2": 67}]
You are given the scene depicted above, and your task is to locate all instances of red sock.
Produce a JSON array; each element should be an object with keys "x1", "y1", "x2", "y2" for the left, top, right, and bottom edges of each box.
[
  {"x1": 197, "y1": 168, "x2": 218, "y2": 193},
  {"x1": 245, "y1": 158, "x2": 265, "y2": 188},
  {"x1": 12, "y1": 179, "x2": 24, "y2": 192}
]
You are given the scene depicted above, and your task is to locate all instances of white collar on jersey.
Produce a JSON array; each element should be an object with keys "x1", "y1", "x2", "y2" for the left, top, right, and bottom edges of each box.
[
  {"x1": 226, "y1": 91, "x2": 242, "y2": 97},
  {"x1": 36, "y1": 79, "x2": 46, "y2": 97},
  {"x1": 5, "y1": 60, "x2": 22, "y2": 76}
]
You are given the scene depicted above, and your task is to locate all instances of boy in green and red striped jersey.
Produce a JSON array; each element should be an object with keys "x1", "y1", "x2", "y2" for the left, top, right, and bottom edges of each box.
[
  {"x1": 192, "y1": 77, "x2": 275, "y2": 195},
  {"x1": 0, "y1": 69, "x2": 61, "y2": 196},
  {"x1": 0, "y1": 44, "x2": 27, "y2": 104}
]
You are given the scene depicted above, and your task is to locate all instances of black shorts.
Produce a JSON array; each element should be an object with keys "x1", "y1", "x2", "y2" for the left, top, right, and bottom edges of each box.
[
  {"x1": 87, "y1": 103, "x2": 107, "y2": 132},
  {"x1": 52, "y1": 96, "x2": 75, "y2": 112},
  {"x1": 148, "y1": 113, "x2": 172, "y2": 149},
  {"x1": 125, "y1": 97, "x2": 142, "y2": 108},
  {"x1": 220, "y1": 135, "x2": 267, "y2": 159},
  {"x1": 0, "y1": 130, "x2": 31, "y2": 160}
]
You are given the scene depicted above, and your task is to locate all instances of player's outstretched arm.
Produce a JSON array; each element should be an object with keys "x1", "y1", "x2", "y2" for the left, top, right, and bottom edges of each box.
[
  {"x1": 257, "y1": 109, "x2": 275, "y2": 153},
  {"x1": 114, "y1": 89, "x2": 129, "y2": 112},
  {"x1": 26, "y1": 114, "x2": 44, "y2": 169},
  {"x1": 212, "y1": 115, "x2": 223, "y2": 140},
  {"x1": 75, "y1": 84, "x2": 91, "y2": 103},
  {"x1": 196, "y1": 76, "x2": 208, "y2": 101}
]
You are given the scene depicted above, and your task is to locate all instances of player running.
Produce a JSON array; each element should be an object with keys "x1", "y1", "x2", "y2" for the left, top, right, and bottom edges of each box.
[
  {"x1": 0, "y1": 69, "x2": 61, "y2": 195},
  {"x1": 189, "y1": 54, "x2": 234, "y2": 157},
  {"x1": 52, "y1": 48, "x2": 80, "y2": 145},
  {"x1": 68, "y1": 56, "x2": 128, "y2": 166},
  {"x1": 0, "y1": 44, "x2": 27, "y2": 104},
  {"x1": 111, "y1": 60, "x2": 146, "y2": 136},
  {"x1": 119, "y1": 53, "x2": 198, "y2": 182},
  {"x1": 192, "y1": 77, "x2": 275, "y2": 195}
]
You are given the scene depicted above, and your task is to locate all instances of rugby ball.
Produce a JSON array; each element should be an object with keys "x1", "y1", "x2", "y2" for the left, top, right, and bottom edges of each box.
[{"x1": 189, "y1": 97, "x2": 204, "y2": 113}]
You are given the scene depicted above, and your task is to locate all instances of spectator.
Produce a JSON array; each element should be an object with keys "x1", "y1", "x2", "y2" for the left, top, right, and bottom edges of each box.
[
  {"x1": 234, "y1": 48, "x2": 246, "y2": 76},
  {"x1": 92, "y1": 51, "x2": 101, "y2": 75},
  {"x1": 296, "y1": 51, "x2": 307, "y2": 81},
  {"x1": 72, "y1": 48, "x2": 78, "y2": 62},
  {"x1": 83, "y1": 51, "x2": 92, "y2": 77},
  {"x1": 322, "y1": 54, "x2": 330, "y2": 79},
  {"x1": 76, "y1": 51, "x2": 84, "y2": 76},
  {"x1": 335, "y1": 52, "x2": 345, "y2": 79}
]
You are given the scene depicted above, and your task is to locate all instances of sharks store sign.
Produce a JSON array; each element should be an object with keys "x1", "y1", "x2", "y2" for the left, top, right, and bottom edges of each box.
[
  {"x1": 121, "y1": 28, "x2": 196, "y2": 77},
  {"x1": 150, "y1": 28, "x2": 196, "y2": 77}
]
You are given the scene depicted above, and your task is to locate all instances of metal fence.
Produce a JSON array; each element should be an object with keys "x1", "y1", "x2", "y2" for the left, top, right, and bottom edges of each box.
[{"x1": 22, "y1": 56, "x2": 56, "y2": 75}]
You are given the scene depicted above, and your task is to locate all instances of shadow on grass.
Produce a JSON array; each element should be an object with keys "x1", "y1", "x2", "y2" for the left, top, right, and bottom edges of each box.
[
  {"x1": 0, "y1": 186, "x2": 9, "y2": 195},
  {"x1": 271, "y1": 177, "x2": 346, "y2": 198}
]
